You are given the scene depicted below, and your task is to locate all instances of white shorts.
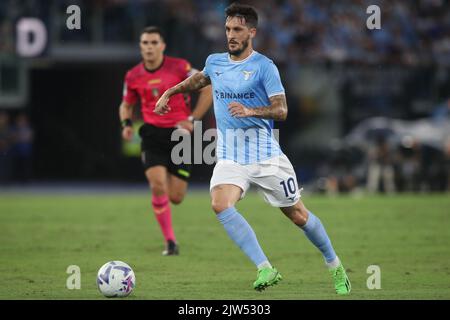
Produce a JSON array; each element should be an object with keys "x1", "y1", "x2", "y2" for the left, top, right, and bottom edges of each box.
[{"x1": 210, "y1": 154, "x2": 302, "y2": 207}]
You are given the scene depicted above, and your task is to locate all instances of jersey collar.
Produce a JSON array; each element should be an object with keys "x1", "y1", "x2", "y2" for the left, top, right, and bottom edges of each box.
[
  {"x1": 228, "y1": 50, "x2": 257, "y2": 64},
  {"x1": 143, "y1": 56, "x2": 165, "y2": 73}
]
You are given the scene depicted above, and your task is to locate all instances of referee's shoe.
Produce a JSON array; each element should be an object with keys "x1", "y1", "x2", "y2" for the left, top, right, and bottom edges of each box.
[{"x1": 162, "y1": 240, "x2": 179, "y2": 256}]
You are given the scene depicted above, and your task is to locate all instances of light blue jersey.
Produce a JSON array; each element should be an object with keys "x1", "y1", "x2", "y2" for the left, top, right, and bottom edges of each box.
[{"x1": 203, "y1": 51, "x2": 285, "y2": 164}]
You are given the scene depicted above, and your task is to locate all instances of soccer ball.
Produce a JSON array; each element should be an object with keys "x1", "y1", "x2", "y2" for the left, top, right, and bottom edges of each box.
[{"x1": 97, "y1": 261, "x2": 136, "y2": 298}]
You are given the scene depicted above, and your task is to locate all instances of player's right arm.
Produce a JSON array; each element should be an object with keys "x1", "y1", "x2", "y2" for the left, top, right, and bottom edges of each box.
[
  {"x1": 120, "y1": 71, "x2": 139, "y2": 141},
  {"x1": 154, "y1": 72, "x2": 211, "y2": 115},
  {"x1": 119, "y1": 101, "x2": 135, "y2": 141}
]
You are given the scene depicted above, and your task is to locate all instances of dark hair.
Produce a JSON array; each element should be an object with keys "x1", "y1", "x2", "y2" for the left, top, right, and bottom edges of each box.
[
  {"x1": 225, "y1": 3, "x2": 258, "y2": 28},
  {"x1": 140, "y1": 26, "x2": 164, "y2": 41}
]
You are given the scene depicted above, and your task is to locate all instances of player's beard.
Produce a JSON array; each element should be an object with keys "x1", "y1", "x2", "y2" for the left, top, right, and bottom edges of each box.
[{"x1": 228, "y1": 36, "x2": 250, "y2": 57}]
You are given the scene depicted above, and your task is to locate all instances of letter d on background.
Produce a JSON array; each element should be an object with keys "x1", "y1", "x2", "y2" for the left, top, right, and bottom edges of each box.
[{"x1": 16, "y1": 18, "x2": 48, "y2": 57}]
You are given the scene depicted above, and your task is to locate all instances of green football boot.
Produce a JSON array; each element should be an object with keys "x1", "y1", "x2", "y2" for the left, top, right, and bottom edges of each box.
[
  {"x1": 253, "y1": 267, "x2": 282, "y2": 291},
  {"x1": 329, "y1": 262, "x2": 351, "y2": 295}
]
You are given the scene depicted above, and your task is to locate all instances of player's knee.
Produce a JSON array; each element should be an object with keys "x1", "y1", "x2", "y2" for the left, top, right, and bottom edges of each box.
[
  {"x1": 169, "y1": 193, "x2": 184, "y2": 205},
  {"x1": 211, "y1": 200, "x2": 232, "y2": 214},
  {"x1": 287, "y1": 206, "x2": 308, "y2": 226},
  {"x1": 292, "y1": 213, "x2": 307, "y2": 226},
  {"x1": 150, "y1": 180, "x2": 167, "y2": 196},
  {"x1": 296, "y1": 208, "x2": 309, "y2": 226}
]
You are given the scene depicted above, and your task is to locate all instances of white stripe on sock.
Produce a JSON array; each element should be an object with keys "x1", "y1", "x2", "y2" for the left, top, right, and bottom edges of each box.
[
  {"x1": 257, "y1": 261, "x2": 272, "y2": 270},
  {"x1": 326, "y1": 256, "x2": 340, "y2": 269}
]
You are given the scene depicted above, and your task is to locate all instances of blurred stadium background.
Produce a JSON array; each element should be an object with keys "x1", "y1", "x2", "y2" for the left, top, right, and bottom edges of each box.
[
  {"x1": 0, "y1": 0, "x2": 450, "y2": 300},
  {"x1": 0, "y1": 0, "x2": 449, "y2": 192}
]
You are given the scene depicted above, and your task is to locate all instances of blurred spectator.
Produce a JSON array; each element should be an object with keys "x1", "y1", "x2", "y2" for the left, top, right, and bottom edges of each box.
[
  {"x1": 10, "y1": 113, "x2": 34, "y2": 183},
  {"x1": 366, "y1": 135, "x2": 397, "y2": 193},
  {"x1": 0, "y1": 111, "x2": 12, "y2": 184},
  {"x1": 417, "y1": 143, "x2": 448, "y2": 191},
  {"x1": 395, "y1": 136, "x2": 422, "y2": 192}
]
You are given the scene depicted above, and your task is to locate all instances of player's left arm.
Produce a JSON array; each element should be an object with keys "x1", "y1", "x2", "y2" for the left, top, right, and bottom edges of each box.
[{"x1": 228, "y1": 94, "x2": 288, "y2": 121}]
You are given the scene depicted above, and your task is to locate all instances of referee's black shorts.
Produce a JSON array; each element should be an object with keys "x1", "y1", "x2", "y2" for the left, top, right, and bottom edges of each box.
[{"x1": 138, "y1": 123, "x2": 192, "y2": 181}]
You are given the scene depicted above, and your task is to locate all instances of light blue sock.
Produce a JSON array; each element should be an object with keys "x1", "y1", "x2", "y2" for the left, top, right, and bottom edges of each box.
[
  {"x1": 301, "y1": 211, "x2": 337, "y2": 264},
  {"x1": 217, "y1": 207, "x2": 270, "y2": 269}
]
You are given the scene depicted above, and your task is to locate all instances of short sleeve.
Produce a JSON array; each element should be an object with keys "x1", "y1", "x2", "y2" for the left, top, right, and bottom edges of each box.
[
  {"x1": 122, "y1": 72, "x2": 138, "y2": 105},
  {"x1": 262, "y1": 60, "x2": 285, "y2": 98},
  {"x1": 202, "y1": 55, "x2": 212, "y2": 78}
]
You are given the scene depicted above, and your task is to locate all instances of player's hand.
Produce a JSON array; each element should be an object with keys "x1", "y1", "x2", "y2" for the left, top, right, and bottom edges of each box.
[
  {"x1": 154, "y1": 93, "x2": 171, "y2": 115},
  {"x1": 228, "y1": 101, "x2": 253, "y2": 118},
  {"x1": 122, "y1": 126, "x2": 134, "y2": 141},
  {"x1": 176, "y1": 120, "x2": 194, "y2": 133}
]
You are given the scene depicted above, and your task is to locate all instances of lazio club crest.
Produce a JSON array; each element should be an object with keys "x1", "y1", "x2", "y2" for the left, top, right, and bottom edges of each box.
[{"x1": 242, "y1": 70, "x2": 254, "y2": 80}]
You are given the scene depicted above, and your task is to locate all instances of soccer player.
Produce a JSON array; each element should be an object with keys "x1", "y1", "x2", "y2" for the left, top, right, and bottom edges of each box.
[
  {"x1": 119, "y1": 26, "x2": 212, "y2": 256},
  {"x1": 154, "y1": 4, "x2": 351, "y2": 294}
]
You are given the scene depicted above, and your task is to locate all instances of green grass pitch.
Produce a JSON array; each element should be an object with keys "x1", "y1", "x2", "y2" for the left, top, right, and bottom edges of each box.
[{"x1": 1, "y1": 191, "x2": 449, "y2": 299}]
